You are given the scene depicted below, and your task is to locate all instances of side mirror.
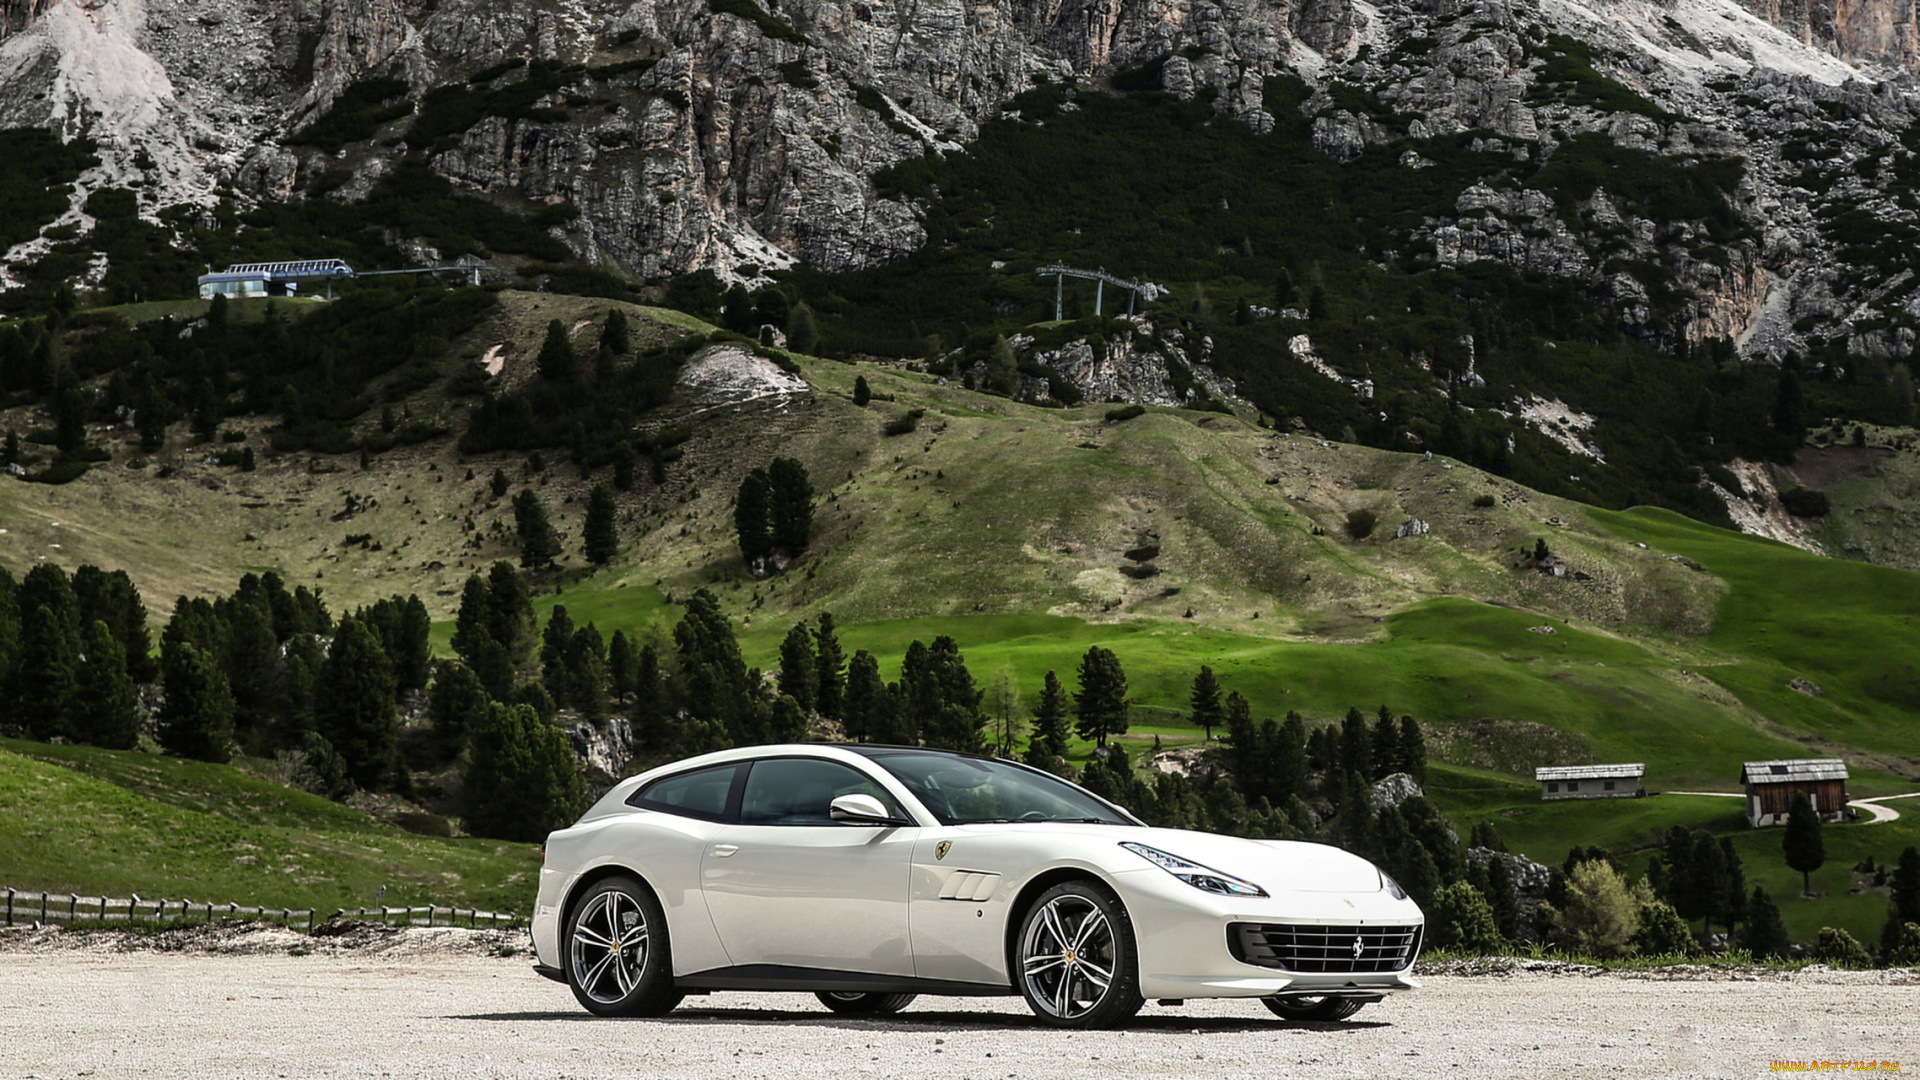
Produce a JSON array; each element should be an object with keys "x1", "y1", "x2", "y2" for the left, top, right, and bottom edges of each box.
[{"x1": 830, "y1": 793, "x2": 907, "y2": 826}]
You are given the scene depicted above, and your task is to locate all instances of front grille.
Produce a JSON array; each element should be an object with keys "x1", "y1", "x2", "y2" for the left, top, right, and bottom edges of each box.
[{"x1": 1229, "y1": 923, "x2": 1422, "y2": 974}]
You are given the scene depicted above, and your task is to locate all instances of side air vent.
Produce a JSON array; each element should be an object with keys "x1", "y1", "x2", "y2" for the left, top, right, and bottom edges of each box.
[{"x1": 936, "y1": 871, "x2": 1001, "y2": 902}]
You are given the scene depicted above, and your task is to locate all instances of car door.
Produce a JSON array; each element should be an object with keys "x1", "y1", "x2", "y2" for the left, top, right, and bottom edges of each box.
[{"x1": 700, "y1": 756, "x2": 919, "y2": 977}]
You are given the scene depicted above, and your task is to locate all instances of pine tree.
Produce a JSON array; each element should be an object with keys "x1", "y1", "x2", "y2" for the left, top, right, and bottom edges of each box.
[
  {"x1": 1072, "y1": 645, "x2": 1129, "y2": 748},
  {"x1": 392, "y1": 595, "x2": 432, "y2": 692},
  {"x1": 298, "y1": 731, "x2": 354, "y2": 801},
  {"x1": 787, "y1": 302, "x2": 818, "y2": 354},
  {"x1": 222, "y1": 600, "x2": 278, "y2": 735},
  {"x1": 607, "y1": 630, "x2": 638, "y2": 702},
  {"x1": 451, "y1": 575, "x2": 493, "y2": 667},
  {"x1": 852, "y1": 375, "x2": 871, "y2": 407},
  {"x1": 813, "y1": 612, "x2": 845, "y2": 720},
  {"x1": 158, "y1": 639, "x2": 235, "y2": 763},
  {"x1": 613, "y1": 444, "x2": 637, "y2": 491},
  {"x1": 768, "y1": 457, "x2": 813, "y2": 553},
  {"x1": 583, "y1": 483, "x2": 618, "y2": 565},
  {"x1": 673, "y1": 588, "x2": 759, "y2": 746},
  {"x1": 734, "y1": 467, "x2": 772, "y2": 568},
  {"x1": 914, "y1": 636, "x2": 984, "y2": 752},
  {"x1": 1371, "y1": 705, "x2": 1398, "y2": 779},
  {"x1": 1188, "y1": 665, "x2": 1223, "y2": 741},
  {"x1": 1274, "y1": 711, "x2": 1309, "y2": 805},
  {"x1": 1025, "y1": 671, "x2": 1071, "y2": 770},
  {"x1": 1894, "y1": 847, "x2": 1920, "y2": 924},
  {"x1": 490, "y1": 467, "x2": 510, "y2": 499},
  {"x1": 1397, "y1": 714, "x2": 1428, "y2": 784},
  {"x1": 1337, "y1": 770, "x2": 1375, "y2": 856},
  {"x1": 1223, "y1": 690, "x2": 1256, "y2": 781},
  {"x1": 540, "y1": 605, "x2": 577, "y2": 708},
  {"x1": 1739, "y1": 885, "x2": 1790, "y2": 958},
  {"x1": 536, "y1": 319, "x2": 576, "y2": 382},
  {"x1": 770, "y1": 694, "x2": 808, "y2": 742},
  {"x1": 428, "y1": 659, "x2": 490, "y2": 751},
  {"x1": 842, "y1": 649, "x2": 888, "y2": 743},
  {"x1": 1484, "y1": 854, "x2": 1520, "y2": 940},
  {"x1": 486, "y1": 561, "x2": 536, "y2": 670},
  {"x1": 777, "y1": 620, "x2": 816, "y2": 713},
  {"x1": 313, "y1": 617, "x2": 399, "y2": 791},
  {"x1": 1784, "y1": 792, "x2": 1826, "y2": 896},
  {"x1": 600, "y1": 308, "x2": 630, "y2": 355},
  {"x1": 73, "y1": 620, "x2": 139, "y2": 749},
  {"x1": 464, "y1": 702, "x2": 588, "y2": 842},
  {"x1": 566, "y1": 623, "x2": 610, "y2": 723},
  {"x1": 513, "y1": 488, "x2": 561, "y2": 570},
  {"x1": 16, "y1": 603, "x2": 75, "y2": 741},
  {"x1": 1339, "y1": 706, "x2": 1372, "y2": 781}
]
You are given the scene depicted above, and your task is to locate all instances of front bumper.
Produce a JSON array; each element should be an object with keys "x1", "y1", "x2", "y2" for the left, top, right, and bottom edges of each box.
[{"x1": 1113, "y1": 867, "x2": 1425, "y2": 1001}]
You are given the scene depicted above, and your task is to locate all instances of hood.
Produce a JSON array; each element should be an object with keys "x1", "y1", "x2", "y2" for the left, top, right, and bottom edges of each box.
[{"x1": 1116, "y1": 828, "x2": 1384, "y2": 895}]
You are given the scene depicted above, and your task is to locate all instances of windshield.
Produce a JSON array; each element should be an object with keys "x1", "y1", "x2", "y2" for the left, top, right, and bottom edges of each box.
[{"x1": 852, "y1": 749, "x2": 1133, "y2": 826}]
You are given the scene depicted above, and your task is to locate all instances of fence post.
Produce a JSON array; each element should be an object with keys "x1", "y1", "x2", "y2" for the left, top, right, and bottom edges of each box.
[
  {"x1": 41, "y1": 892, "x2": 48, "y2": 922},
  {"x1": 130, "y1": 894, "x2": 140, "y2": 922},
  {"x1": 68, "y1": 895, "x2": 76, "y2": 921},
  {"x1": 5, "y1": 888, "x2": 12, "y2": 927}
]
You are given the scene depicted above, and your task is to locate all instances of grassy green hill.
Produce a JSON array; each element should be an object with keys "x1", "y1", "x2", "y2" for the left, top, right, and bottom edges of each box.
[
  {"x1": 0, "y1": 739, "x2": 539, "y2": 913},
  {"x1": 0, "y1": 296, "x2": 1916, "y2": 936}
]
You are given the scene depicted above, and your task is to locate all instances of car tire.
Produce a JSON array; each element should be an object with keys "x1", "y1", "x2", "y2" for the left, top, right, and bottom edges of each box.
[
  {"x1": 814, "y1": 991, "x2": 918, "y2": 1016},
  {"x1": 1014, "y1": 880, "x2": 1145, "y2": 1029},
  {"x1": 564, "y1": 875, "x2": 684, "y2": 1017},
  {"x1": 1261, "y1": 994, "x2": 1366, "y2": 1022}
]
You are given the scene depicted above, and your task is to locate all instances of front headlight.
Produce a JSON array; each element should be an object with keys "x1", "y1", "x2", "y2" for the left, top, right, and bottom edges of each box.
[
  {"x1": 1121, "y1": 842, "x2": 1269, "y2": 897},
  {"x1": 1380, "y1": 870, "x2": 1407, "y2": 900}
]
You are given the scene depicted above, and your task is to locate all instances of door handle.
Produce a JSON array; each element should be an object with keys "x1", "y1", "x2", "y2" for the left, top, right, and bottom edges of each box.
[{"x1": 711, "y1": 844, "x2": 739, "y2": 857}]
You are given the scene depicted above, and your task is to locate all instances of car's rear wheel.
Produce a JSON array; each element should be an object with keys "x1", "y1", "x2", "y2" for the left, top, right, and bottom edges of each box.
[
  {"x1": 1261, "y1": 994, "x2": 1367, "y2": 1022},
  {"x1": 814, "y1": 991, "x2": 918, "y2": 1015},
  {"x1": 1015, "y1": 880, "x2": 1144, "y2": 1029},
  {"x1": 565, "y1": 876, "x2": 683, "y2": 1017}
]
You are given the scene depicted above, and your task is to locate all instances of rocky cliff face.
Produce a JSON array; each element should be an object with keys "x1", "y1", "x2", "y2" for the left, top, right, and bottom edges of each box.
[{"x1": 5, "y1": 0, "x2": 1920, "y2": 362}]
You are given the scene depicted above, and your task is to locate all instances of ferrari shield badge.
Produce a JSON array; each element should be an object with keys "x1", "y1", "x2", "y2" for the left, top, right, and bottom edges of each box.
[{"x1": 935, "y1": 841, "x2": 952, "y2": 861}]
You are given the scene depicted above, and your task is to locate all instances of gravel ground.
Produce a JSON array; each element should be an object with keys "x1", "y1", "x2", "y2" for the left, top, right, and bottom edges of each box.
[{"x1": 2, "y1": 925, "x2": 1917, "y2": 1079}]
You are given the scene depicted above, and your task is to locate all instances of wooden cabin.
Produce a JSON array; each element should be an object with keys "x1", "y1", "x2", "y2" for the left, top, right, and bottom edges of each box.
[
  {"x1": 1535, "y1": 763, "x2": 1644, "y2": 800},
  {"x1": 1739, "y1": 758, "x2": 1848, "y2": 828}
]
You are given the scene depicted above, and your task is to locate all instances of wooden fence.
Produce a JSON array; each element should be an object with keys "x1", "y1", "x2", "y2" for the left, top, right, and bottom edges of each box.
[{"x1": 3, "y1": 889, "x2": 525, "y2": 931}]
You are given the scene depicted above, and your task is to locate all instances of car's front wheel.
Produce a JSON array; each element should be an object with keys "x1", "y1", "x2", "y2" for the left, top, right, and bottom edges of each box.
[
  {"x1": 1015, "y1": 880, "x2": 1144, "y2": 1028},
  {"x1": 565, "y1": 876, "x2": 683, "y2": 1017},
  {"x1": 1262, "y1": 994, "x2": 1367, "y2": 1022},
  {"x1": 815, "y1": 991, "x2": 918, "y2": 1016}
]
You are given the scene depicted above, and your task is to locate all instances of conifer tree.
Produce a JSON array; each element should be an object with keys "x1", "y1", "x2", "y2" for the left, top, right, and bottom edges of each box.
[
  {"x1": 1339, "y1": 706, "x2": 1373, "y2": 782},
  {"x1": 734, "y1": 467, "x2": 772, "y2": 567},
  {"x1": 513, "y1": 488, "x2": 561, "y2": 570},
  {"x1": 1274, "y1": 711, "x2": 1309, "y2": 805},
  {"x1": 583, "y1": 483, "x2": 618, "y2": 565},
  {"x1": 313, "y1": 617, "x2": 399, "y2": 791},
  {"x1": 464, "y1": 702, "x2": 588, "y2": 842},
  {"x1": 1072, "y1": 645, "x2": 1129, "y2": 748},
  {"x1": 1740, "y1": 885, "x2": 1790, "y2": 958},
  {"x1": 919, "y1": 635, "x2": 984, "y2": 752},
  {"x1": 540, "y1": 605, "x2": 577, "y2": 708},
  {"x1": 1895, "y1": 847, "x2": 1920, "y2": 924},
  {"x1": 601, "y1": 308, "x2": 630, "y2": 354},
  {"x1": 768, "y1": 457, "x2": 813, "y2": 553},
  {"x1": 631, "y1": 642, "x2": 669, "y2": 750},
  {"x1": 1784, "y1": 792, "x2": 1826, "y2": 896},
  {"x1": 222, "y1": 600, "x2": 278, "y2": 735},
  {"x1": 1371, "y1": 705, "x2": 1398, "y2": 778},
  {"x1": 607, "y1": 630, "x2": 638, "y2": 702},
  {"x1": 158, "y1": 639, "x2": 235, "y2": 763},
  {"x1": 74, "y1": 620, "x2": 140, "y2": 750},
  {"x1": 1025, "y1": 671, "x2": 1071, "y2": 771},
  {"x1": 17, "y1": 603, "x2": 75, "y2": 741},
  {"x1": 777, "y1": 620, "x2": 816, "y2": 713},
  {"x1": 771, "y1": 694, "x2": 808, "y2": 742},
  {"x1": 852, "y1": 375, "x2": 871, "y2": 407},
  {"x1": 1397, "y1": 713, "x2": 1428, "y2": 784},
  {"x1": 786, "y1": 302, "x2": 817, "y2": 354},
  {"x1": 1188, "y1": 665, "x2": 1223, "y2": 741},
  {"x1": 536, "y1": 319, "x2": 576, "y2": 382},
  {"x1": 566, "y1": 623, "x2": 610, "y2": 723},
  {"x1": 1484, "y1": 854, "x2": 1520, "y2": 941},
  {"x1": 428, "y1": 659, "x2": 490, "y2": 750},
  {"x1": 451, "y1": 575, "x2": 492, "y2": 666},
  {"x1": 486, "y1": 561, "x2": 537, "y2": 670},
  {"x1": 674, "y1": 589, "x2": 758, "y2": 745},
  {"x1": 490, "y1": 467, "x2": 510, "y2": 499},
  {"x1": 842, "y1": 649, "x2": 888, "y2": 744},
  {"x1": 813, "y1": 612, "x2": 844, "y2": 720},
  {"x1": 299, "y1": 731, "x2": 354, "y2": 801}
]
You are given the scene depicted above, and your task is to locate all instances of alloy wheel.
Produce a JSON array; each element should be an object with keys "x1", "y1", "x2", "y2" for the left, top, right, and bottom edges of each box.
[
  {"x1": 1020, "y1": 893, "x2": 1119, "y2": 1021},
  {"x1": 568, "y1": 889, "x2": 650, "y2": 1005}
]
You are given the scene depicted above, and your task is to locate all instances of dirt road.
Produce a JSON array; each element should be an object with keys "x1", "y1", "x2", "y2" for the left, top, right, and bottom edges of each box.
[{"x1": 1, "y1": 926, "x2": 1916, "y2": 1079}]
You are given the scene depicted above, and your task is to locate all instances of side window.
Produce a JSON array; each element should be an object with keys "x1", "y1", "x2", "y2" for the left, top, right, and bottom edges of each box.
[
  {"x1": 628, "y1": 763, "x2": 740, "y2": 821},
  {"x1": 740, "y1": 758, "x2": 903, "y2": 826}
]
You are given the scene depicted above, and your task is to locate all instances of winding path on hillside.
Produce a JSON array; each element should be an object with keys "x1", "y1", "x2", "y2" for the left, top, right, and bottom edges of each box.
[{"x1": 1665, "y1": 790, "x2": 1920, "y2": 824}]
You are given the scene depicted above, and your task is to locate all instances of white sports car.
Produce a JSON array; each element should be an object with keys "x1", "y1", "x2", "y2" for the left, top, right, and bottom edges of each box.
[{"x1": 530, "y1": 744, "x2": 1423, "y2": 1027}]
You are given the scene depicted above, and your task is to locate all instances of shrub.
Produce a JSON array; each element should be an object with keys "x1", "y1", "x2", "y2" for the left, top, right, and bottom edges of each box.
[
  {"x1": 1472, "y1": 493, "x2": 1496, "y2": 508},
  {"x1": 1544, "y1": 860, "x2": 1639, "y2": 958},
  {"x1": 1630, "y1": 897, "x2": 1699, "y2": 957},
  {"x1": 1105, "y1": 404, "x2": 1146, "y2": 423},
  {"x1": 1429, "y1": 881, "x2": 1504, "y2": 954},
  {"x1": 1814, "y1": 926, "x2": 1874, "y2": 969},
  {"x1": 1780, "y1": 487, "x2": 1831, "y2": 517},
  {"x1": 883, "y1": 409, "x2": 924, "y2": 436},
  {"x1": 1345, "y1": 508, "x2": 1377, "y2": 539}
]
